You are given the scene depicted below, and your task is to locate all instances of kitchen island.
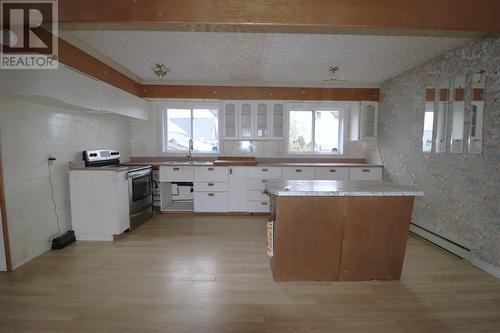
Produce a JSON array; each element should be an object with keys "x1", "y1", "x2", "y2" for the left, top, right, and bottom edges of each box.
[{"x1": 266, "y1": 180, "x2": 424, "y2": 281}]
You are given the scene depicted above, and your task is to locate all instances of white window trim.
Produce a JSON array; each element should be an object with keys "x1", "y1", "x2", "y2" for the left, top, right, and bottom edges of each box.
[
  {"x1": 286, "y1": 102, "x2": 346, "y2": 156},
  {"x1": 160, "y1": 100, "x2": 222, "y2": 156}
]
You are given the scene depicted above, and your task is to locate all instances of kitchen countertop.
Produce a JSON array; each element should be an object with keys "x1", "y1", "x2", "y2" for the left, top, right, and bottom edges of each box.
[
  {"x1": 266, "y1": 180, "x2": 424, "y2": 197},
  {"x1": 69, "y1": 161, "x2": 129, "y2": 172},
  {"x1": 123, "y1": 161, "x2": 383, "y2": 168}
]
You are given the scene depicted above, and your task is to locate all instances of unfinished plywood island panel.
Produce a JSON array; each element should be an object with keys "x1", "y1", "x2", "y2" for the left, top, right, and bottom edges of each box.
[{"x1": 267, "y1": 180, "x2": 424, "y2": 281}]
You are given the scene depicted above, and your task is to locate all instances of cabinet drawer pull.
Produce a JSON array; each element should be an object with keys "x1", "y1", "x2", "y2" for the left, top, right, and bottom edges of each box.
[
  {"x1": 208, "y1": 193, "x2": 215, "y2": 197},
  {"x1": 295, "y1": 169, "x2": 302, "y2": 172},
  {"x1": 208, "y1": 183, "x2": 214, "y2": 186},
  {"x1": 329, "y1": 169, "x2": 337, "y2": 173},
  {"x1": 262, "y1": 179, "x2": 268, "y2": 183},
  {"x1": 261, "y1": 202, "x2": 268, "y2": 206},
  {"x1": 262, "y1": 168, "x2": 268, "y2": 172},
  {"x1": 173, "y1": 167, "x2": 180, "y2": 171},
  {"x1": 362, "y1": 169, "x2": 371, "y2": 172},
  {"x1": 208, "y1": 167, "x2": 214, "y2": 171}
]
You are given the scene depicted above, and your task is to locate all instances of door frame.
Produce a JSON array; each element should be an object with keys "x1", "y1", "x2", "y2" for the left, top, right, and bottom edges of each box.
[{"x1": 0, "y1": 140, "x2": 12, "y2": 271}]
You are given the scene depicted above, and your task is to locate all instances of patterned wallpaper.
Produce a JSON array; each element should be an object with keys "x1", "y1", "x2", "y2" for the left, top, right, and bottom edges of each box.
[{"x1": 378, "y1": 38, "x2": 500, "y2": 267}]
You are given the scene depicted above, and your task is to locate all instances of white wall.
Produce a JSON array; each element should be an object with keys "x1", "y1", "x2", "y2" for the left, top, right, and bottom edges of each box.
[
  {"x1": 131, "y1": 101, "x2": 380, "y2": 160},
  {"x1": 0, "y1": 96, "x2": 132, "y2": 269}
]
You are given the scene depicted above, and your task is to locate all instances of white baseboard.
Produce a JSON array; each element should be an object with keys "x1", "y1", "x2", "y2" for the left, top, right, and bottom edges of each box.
[
  {"x1": 410, "y1": 223, "x2": 500, "y2": 279},
  {"x1": 409, "y1": 223, "x2": 471, "y2": 260},
  {"x1": 471, "y1": 257, "x2": 500, "y2": 279}
]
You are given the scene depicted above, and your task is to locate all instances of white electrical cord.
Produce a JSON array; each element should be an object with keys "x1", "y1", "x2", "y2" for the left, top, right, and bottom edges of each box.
[{"x1": 47, "y1": 160, "x2": 61, "y2": 242}]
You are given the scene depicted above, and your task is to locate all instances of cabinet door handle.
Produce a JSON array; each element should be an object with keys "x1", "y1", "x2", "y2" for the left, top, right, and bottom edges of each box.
[
  {"x1": 262, "y1": 168, "x2": 268, "y2": 172},
  {"x1": 261, "y1": 202, "x2": 268, "y2": 206},
  {"x1": 173, "y1": 167, "x2": 180, "y2": 171},
  {"x1": 208, "y1": 183, "x2": 214, "y2": 187},
  {"x1": 362, "y1": 169, "x2": 371, "y2": 172},
  {"x1": 329, "y1": 169, "x2": 337, "y2": 173},
  {"x1": 208, "y1": 193, "x2": 215, "y2": 197},
  {"x1": 208, "y1": 167, "x2": 214, "y2": 171},
  {"x1": 229, "y1": 168, "x2": 233, "y2": 175},
  {"x1": 262, "y1": 179, "x2": 268, "y2": 183},
  {"x1": 295, "y1": 169, "x2": 302, "y2": 172}
]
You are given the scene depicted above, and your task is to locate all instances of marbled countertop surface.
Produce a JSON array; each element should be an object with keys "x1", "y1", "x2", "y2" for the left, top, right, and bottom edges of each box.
[{"x1": 266, "y1": 180, "x2": 424, "y2": 197}]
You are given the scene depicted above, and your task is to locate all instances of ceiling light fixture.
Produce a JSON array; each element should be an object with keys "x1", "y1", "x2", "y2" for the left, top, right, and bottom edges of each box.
[
  {"x1": 323, "y1": 65, "x2": 346, "y2": 83},
  {"x1": 151, "y1": 63, "x2": 170, "y2": 80}
]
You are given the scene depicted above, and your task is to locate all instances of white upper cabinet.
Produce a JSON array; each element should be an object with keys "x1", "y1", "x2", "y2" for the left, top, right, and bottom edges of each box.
[
  {"x1": 222, "y1": 100, "x2": 285, "y2": 140},
  {"x1": 271, "y1": 102, "x2": 285, "y2": 139},
  {"x1": 124, "y1": 92, "x2": 150, "y2": 121},
  {"x1": 255, "y1": 102, "x2": 270, "y2": 139},
  {"x1": 350, "y1": 101, "x2": 378, "y2": 141},
  {"x1": 63, "y1": 66, "x2": 100, "y2": 111},
  {"x1": 100, "y1": 81, "x2": 126, "y2": 115},
  {"x1": 239, "y1": 102, "x2": 254, "y2": 139},
  {"x1": 223, "y1": 101, "x2": 238, "y2": 139}
]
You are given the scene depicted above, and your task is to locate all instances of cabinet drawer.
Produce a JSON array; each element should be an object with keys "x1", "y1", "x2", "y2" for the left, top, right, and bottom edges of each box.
[
  {"x1": 282, "y1": 167, "x2": 316, "y2": 181},
  {"x1": 315, "y1": 167, "x2": 349, "y2": 180},
  {"x1": 194, "y1": 192, "x2": 228, "y2": 212},
  {"x1": 194, "y1": 166, "x2": 228, "y2": 182},
  {"x1": 248, "y1": 190, "x2": 269, "y2": 201},
  {"x1": 194, "y1": 182, "x2": 228, "y2": 192},
  {"x1": 248, "y1": 178, "x2": 280, "y2": 191},
  {"x1": 248, "y1": 167, "x2": 282, "y2": 179},
  {"x1": 248, "y1": 201, "x2": 271, "y2": 213},
  {"x1": 159, "y1": 166, "x2": 194, "y2": 182},
  {"x1": 349, "y1": 167, "x2": 382, "y2": 180}
]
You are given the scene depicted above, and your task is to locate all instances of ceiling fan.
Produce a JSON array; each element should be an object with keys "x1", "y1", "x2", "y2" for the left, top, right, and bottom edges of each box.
[
  {"x1": 323, "y1": 65, "x2": 346, "y2": 83},
  {"x1": 151, "y1": 63, "x2": 170, "y2": 80}
]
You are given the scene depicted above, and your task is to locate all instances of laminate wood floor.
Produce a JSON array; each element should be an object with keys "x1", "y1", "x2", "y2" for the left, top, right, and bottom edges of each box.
[{"x1": 1, "y1": 215, "x2": 499, "y2": 333}]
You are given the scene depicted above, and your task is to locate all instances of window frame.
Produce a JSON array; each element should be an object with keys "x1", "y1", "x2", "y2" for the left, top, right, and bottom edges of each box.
[
  {"x1": 161, "y1": 101, "x2": 221, "y2": 156},
  {"x1": 286, "y1": 102, "x2": 345, "y2": 156}
]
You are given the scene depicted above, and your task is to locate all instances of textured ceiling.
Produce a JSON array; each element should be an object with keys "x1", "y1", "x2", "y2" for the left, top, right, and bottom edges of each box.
[{"x1": 68, "y1": 31, "x2": 472, "y2": 87}]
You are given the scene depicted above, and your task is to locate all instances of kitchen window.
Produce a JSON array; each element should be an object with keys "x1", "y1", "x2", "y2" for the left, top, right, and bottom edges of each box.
[
  {"x1": 288, "y1": 108, "x2": 343, "y2": 154},
  {"x1": 163, "y1": 107, "x2": 219, "y2": 153}
]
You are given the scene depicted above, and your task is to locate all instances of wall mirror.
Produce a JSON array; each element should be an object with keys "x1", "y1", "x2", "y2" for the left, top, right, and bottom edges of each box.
[
  {"x1": 450, "y1": 75, "x2": 465, "y2": 153},
  {"x1": 422, "y1": 85, "x2": 435, "y2": 152},
  {"x1": 468, "y1": 70, "x2": 486, "y2": 154},
  {"x1": 435, "y1": 80, "x2": 450, "y2": 153}
]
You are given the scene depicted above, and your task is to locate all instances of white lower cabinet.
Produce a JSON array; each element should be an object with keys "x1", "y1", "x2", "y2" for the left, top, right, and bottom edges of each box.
[
  {"x1": 349, "y1": 167, "x2": 382, "y2": 180},
  {"x1": 159, "y1": 166, "x2": 194, "y2": 182},
  {"x1": 248, "y1": 201, "x2": 271, "y2": 213},
  {"x1": 282, "y1": 167, "x2": 316, "y2": 181},
  {"x1": 315, "y1": 167, "x2": 349, "y2": 180},
  {"x1": 247, "y1": 167, "x2": 282, "y2": 213},
  {"x1": 228, "y1": 167, "x2": 248, "y2": 212},
  {"x1": 194, "y1": 166, "x2": 229, "y2": 212},
  {"x1": 69, "y1": 170, "x2": 129, "y2": 241},
  {"x1": 194, "y1": 192, "x2": 229, "y2": 212}
]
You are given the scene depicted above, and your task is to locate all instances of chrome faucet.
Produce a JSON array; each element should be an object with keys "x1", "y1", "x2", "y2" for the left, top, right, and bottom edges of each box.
[{"x1": 186, "y1": 138, "x2": 194, "y2": 162}]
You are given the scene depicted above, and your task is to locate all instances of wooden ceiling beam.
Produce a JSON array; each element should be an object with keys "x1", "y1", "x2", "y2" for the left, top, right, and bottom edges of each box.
[
  {"x1": 140, "y1": 85, "x2": 379, "y2": 101},
  {"x1": 58, "y1": 0, "x2": 500, "y2": 33}
]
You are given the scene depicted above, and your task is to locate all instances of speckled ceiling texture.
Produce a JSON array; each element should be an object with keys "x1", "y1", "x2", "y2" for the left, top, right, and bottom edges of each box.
[
  {"x1": 378, "y1": 38, "x2": 500, "y2": 267},
  {"x1": 68, "y1": 31, "x2": 470, "y2": 86}
]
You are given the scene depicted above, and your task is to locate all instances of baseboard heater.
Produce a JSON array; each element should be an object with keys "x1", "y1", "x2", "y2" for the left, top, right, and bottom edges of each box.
[{"x1": 409, "y1": 223, "x2": 471, "y2": 261}]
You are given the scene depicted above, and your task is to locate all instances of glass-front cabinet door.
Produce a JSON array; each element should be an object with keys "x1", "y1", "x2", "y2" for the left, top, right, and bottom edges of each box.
[
  {"x1": 239, "y1": 102, "x2": 254, "y2": 139},
  {"x1": 255, "y1": 102, "x2": 269, "y2": 139},
  {"x1": 223, "y1": 102, "x2": 238, "y2": 139},
  {"x1": 360, "y1": 101, "x2": 378, "y2": 140},
  {"x1": 271, "y1": 102, "x2": 285, "y2": 139}
]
